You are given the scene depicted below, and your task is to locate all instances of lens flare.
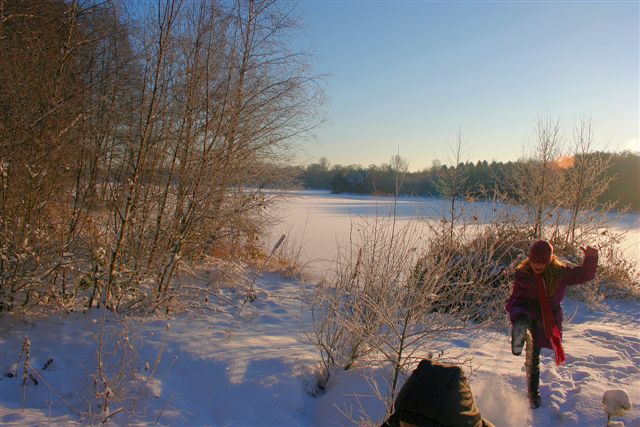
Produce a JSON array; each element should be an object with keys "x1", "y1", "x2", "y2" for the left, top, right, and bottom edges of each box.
[{"x1": 553, "y1": 156, "x2": 575, "y2": 170}]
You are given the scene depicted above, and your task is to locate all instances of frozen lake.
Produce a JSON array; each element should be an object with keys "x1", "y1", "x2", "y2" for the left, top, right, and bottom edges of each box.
[{"x1": 264, "y1": 190, "x2": 640, "y2": 278}]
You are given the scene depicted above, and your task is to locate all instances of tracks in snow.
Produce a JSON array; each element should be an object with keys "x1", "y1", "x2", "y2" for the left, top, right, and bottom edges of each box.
[{"x1": 539, "y1": 323, "x2": 640, "y2": 423}]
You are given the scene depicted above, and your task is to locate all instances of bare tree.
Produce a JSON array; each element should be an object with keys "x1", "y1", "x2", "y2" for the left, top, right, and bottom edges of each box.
[
  {"x1": 563, "y1": 116, "x2": 614, "y2": 244},
  {"x1": 0, "y1": 0, "x2": 323, "y2": 314},
  {"x1": 434, "y1": 130, "x2": 470, "y2": 241},
  {"x1": 0, "y1": 0, "x2": 112, "y2": 311},
  {"x1": 511, "y1": 116, "x2": 564, "y2": 239}
]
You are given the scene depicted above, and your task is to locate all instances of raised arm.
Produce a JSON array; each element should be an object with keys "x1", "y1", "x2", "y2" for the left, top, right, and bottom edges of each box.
[{"x1": 563, "y1": 246, "x2": 599, "y2": 286}]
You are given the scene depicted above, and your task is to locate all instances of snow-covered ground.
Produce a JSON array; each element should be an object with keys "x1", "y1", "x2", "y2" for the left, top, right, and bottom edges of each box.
[
  {"x1": 1, "y1": 192, "x2": 638, "y2": 426},
  {"x1": 1, "y1": 273, "x2": 639, "y2": 426}
]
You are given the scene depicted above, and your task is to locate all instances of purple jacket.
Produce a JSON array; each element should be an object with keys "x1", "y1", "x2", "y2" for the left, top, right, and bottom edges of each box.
[{"x1": 505, "y1": 254, "x2": 598, "y2": 349}]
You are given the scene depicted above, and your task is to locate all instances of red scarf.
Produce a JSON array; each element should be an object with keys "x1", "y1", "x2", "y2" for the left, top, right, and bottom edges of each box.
[{"x1": 535, "y1": 274, "x2": 566, "y2": 366}]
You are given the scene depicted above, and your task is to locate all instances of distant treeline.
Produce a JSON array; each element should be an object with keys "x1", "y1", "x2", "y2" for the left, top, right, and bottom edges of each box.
[{"x1": 295, "y1": 151, "x2": 640, "y2": 211}]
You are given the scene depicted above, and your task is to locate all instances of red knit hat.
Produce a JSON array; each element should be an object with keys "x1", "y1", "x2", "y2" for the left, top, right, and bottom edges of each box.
[{"x1": 529, "y1": 240, "x2": 553, "y2": 265}]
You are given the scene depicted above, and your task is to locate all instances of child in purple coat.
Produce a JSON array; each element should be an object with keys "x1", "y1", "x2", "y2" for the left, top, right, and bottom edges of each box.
[{"x1": 505, "y1": 240, "x2": 598, "y2": 408}]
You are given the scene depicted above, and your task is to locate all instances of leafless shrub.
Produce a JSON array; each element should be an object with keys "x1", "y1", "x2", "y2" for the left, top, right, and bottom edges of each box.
[
  {"x1": 305, "y1": 216, "x2": 420, "y2": 390},
  {"x1": 89, "y1": 312, "x2": 138, "y2": 423},
  {"x1": 84, "y1": 311, "x2": 177, "y2": 424},
  {"x1": 433, "y1": 131, "x2": 471, "y2": 242},
  {"x1": 510, "y1": 115, "x2": 565, "y2": 239},
  {"x1": 306, "y1": 214, "x2": 492, "y2": 403}
]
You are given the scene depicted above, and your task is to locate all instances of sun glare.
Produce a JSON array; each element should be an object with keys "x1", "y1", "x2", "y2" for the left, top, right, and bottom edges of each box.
[{"x1": 553, "y1": 156, "x2": 576, "y2": 170}]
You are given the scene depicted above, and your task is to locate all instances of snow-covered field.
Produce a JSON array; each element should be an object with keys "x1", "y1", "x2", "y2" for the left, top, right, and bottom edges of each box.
[
  {"x1": 266, "y1": 191, "x2": 640, "y2": 277},
  {"x1": 0, "y1": 274, "x2": 638, "y2": 426},
  {"x1": 1, "y1": 191, "x2": 638, "y2": 426}
]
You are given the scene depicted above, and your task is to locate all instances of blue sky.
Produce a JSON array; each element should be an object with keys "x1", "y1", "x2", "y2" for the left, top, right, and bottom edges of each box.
[{"x1": 291, "y1": 0, "x2": 639, "y2": 170}]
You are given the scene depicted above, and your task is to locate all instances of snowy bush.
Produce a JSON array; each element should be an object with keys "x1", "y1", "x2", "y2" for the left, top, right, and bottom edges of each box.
[{"x1": 419, "y1": 219, "x2": 527, "y2": 325}]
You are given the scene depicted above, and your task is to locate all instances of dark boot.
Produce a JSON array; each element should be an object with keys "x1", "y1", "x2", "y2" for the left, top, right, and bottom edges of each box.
[
  {"x1": 511, "y1": 317, "x2": 528, "y2": 356},
  {"x1": 526, "y1": 333, "x2": 541, "y2": 409}
]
